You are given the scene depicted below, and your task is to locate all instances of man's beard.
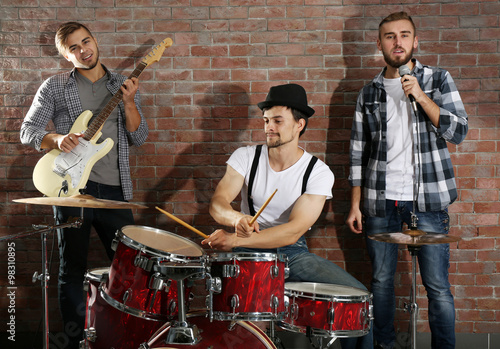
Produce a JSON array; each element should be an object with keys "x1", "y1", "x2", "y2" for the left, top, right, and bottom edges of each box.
[
  {"x1": 266, "y1": 133, "x2": 294, "y2": 148},
  {"x1": 383, "y1": 46, "x2": 414, "y2": 69}
]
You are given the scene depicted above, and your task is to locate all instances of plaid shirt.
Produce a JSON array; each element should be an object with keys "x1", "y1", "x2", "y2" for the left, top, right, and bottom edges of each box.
[
  {"x1": 20, "y1": 66, "x2": 148, "y2": 200},
  {"x1": 349, "y1": 59, "x2": 468, "y2": 217}
]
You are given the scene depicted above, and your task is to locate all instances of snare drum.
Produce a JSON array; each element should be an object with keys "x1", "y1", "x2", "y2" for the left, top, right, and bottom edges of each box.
[
  {"x1": 104, "y1": 225, "x2": 205, "y2": 320},
  {"x1": 208, "y1": 252, "x2": 288, "y2": 321},
  {"x1": 141, "y1": 310, "x2": 276, "y2": 349},
  {"x1": 279, "y1": 282, "x2": 372, "y2": 338},
  {"x1": 81, "y1": 267, "x2": 164, "y2": 349}
]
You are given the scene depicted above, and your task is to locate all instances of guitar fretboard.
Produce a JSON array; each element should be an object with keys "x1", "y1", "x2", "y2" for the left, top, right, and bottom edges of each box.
[{"x1": 83, "y1": 61, "x2": 148, "y2": 141}]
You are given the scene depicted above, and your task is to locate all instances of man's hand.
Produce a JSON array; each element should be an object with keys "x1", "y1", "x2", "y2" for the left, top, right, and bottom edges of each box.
[
  {"x1": 346, "y1": 206, "x2": 363, "y2": 234},
  {"x1": 234, "y1": 215, "x2": 260, "y2": 238},
  {"x1": 201, "y1": 229, "x2": 237, "y2": 251},
  {"x1": 56, "y1": 133, "x2": 83, "y2": 153},
  {"x1": 121, "y1": 77, "x2": 139, "y2": 106}
]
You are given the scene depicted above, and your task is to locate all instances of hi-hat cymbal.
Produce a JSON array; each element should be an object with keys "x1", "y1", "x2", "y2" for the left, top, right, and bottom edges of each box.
[
  {"x1": 13, "y1": 195, "x2": 148, "y2": 209},
  {"x1": 369, "y1": 229, "x2": 461, "y2": 246}
]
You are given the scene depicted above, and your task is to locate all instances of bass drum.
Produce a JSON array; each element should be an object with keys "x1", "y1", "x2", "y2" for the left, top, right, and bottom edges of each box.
[{"x1": 141, "y1": 311, "x2": 276, "y2": 349}]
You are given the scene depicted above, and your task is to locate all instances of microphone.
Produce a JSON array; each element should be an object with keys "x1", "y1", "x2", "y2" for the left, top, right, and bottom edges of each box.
[{"x1": 399, "y1": 64, "x2": 418, "y2": 114}]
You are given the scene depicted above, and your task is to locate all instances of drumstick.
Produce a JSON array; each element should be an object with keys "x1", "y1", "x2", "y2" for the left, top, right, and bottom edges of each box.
[
  {"x1": 249, "y1": 189, "x2": 277, "y2": 225},
  {"x1": 155, "y1": 206, "x2": 209, "y2": 239}
]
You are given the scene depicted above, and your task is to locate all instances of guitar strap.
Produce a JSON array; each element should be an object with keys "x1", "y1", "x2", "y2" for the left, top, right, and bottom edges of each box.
[{"x1": 247, "y1": 145, "x2": 318, "y2": 216}]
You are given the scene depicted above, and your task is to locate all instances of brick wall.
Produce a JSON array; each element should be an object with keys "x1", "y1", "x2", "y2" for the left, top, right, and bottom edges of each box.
[{"x1": 1, "y1": 0, "x2": 499, "y2": 342}]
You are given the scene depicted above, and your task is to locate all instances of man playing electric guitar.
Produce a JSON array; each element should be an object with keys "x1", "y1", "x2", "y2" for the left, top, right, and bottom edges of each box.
[{"x1": 20, "y1": 22, "x2": 149, "y2": 348}]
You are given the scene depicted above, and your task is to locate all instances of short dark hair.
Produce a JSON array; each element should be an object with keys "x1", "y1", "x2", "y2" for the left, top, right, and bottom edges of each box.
[
  {"x1": 262, "y1": 106, "x2": 309, "y2": 137},
  {"x1": 378, "y1": 12, "x2": 416, "y2": 39},
  {"x1": 55, "y1": 22, "x2": 93, "y2": 56}
]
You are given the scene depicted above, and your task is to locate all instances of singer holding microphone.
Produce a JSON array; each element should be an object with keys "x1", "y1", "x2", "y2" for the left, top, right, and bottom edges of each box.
[{"x1": 346, "y1": 12, "x2": 468, "y2": 349}]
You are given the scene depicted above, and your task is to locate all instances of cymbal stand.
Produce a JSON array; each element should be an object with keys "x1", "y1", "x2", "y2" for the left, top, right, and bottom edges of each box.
[
  {"x1": 30, "y1": 212, "x2": 83, "y2": 349},
  {"x1": 405, "y1": 244, "x2": 421, "y2": 349}
]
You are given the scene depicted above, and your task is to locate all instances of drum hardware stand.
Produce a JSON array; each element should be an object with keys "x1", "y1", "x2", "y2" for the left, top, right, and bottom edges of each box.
[
  {"x1": 306, "y1": 327, "x2": 337, "y2": 349},
  {"x1": 154, "y1": 264, "x2": 205, "y2": 345},
  {"x1": 1, "y1": 212, "x2": 83, "y2": 349},
  {"x1": 267, "y1": 321, "x2": 286, "y2": 349}
]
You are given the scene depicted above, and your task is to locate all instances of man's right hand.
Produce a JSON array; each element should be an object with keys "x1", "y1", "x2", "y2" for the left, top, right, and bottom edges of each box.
[
  {"x1": 57, "y1": 133, "x2": 83, "y2": 152},
  {"x1": 346, "y1": 206, "x2": 363, "y2": 234}
]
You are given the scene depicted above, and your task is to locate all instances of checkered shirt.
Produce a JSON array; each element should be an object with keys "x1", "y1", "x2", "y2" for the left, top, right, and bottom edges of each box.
[{"x1": 349, "y1": 59, "x2": 468, "y2": 217}]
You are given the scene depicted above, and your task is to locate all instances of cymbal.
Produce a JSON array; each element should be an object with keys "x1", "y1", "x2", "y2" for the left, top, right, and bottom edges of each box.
[
  {"x1": 13, "y1": 195, "x2": 148, "y2": 209},
  {"x1": 369, "y1": 229, "x2": 461, "y2": 246}
]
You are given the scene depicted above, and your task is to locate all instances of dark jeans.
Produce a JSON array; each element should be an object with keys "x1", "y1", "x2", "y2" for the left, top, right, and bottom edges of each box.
[
  {"x1": 55, "y1": 181, "x2": 134, "y2": 349},
  {"x1": 365, "y1": 200, "x2": 455, "y2": 349}
]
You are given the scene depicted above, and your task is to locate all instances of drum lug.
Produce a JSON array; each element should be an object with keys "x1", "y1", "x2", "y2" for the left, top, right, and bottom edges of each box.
[
  {"x1": 284, "y1": 266, "x2": 290, "y2": 279},
  {"x1": 364, "y1": 304, "x2": 374, "y2": 325},
  {"x1": 270, "y1": 265, "x2": 280, "y2": 279},
  {"x1": 82, "y1": 279, "x2": 89, "y2": 292},
  {"x1": 270, "y1": 294, "x2": 280, "y2": 312},
  {"x1": 111, "y1": 237, "x2": 119, "y2": 251},
  {"x1": 222, "y1": 264, "x2": 240, "y2": 278},
  {"x1": 290, "y1": 302, "x2": 299, "y2": 321},
  {"x1": 230, "y1": 294, "x2": 240, "y2": 312},
  {"x1": 327, "y1": 307, "x2": 335, "y2": 326},
  {"x1": 123, "y1": 288, "x2": 132, "y2": 304},
  {"x1": 84, "y1": 327, "x2": 97, "y2": 342}
]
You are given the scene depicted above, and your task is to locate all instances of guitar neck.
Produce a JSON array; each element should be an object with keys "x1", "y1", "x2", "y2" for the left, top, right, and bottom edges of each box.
[{"x1": 83, "y1": 61, "x2": 147, "y2": 141}]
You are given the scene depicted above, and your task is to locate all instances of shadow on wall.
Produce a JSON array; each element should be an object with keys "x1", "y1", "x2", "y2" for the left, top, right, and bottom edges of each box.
[
  {"x1": 140, "y1": 84, "x2": 252, "y2": 242},
  {"x1": 326, "y1": 15, "x2": 384, "y2": 286}
]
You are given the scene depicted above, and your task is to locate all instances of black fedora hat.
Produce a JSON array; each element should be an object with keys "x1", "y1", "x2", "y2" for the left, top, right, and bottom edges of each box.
[{"x1": 257, "y1": 83, "x2": 315, "y2": 117}]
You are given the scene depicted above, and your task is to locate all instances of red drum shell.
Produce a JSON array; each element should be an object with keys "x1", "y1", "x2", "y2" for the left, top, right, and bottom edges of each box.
[
  {"x1": 82, "y1": 267, "x2": 164, "y2": 349},
  {"x1": 209, "y1": 252, "x2": 287, "y2": 321},
  {"x1": 279, "y1": 282, "x2": 372, "y2": 338},
  {"x1": 144, "y1": 311, "x2": 276, "y2": 349},
  {"x1": 106, "y1": 225, "x2": 204, "y2": 320}
]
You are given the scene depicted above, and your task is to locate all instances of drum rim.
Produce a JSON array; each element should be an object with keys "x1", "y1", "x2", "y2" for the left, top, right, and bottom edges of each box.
[
  {"x1": 278, "y1": 320, "x2": 371, "y2": 338},
  {"x1": 284, "y1": 282, "x2": 372, "y2": 302},
  {"x1": 144, "y1": 309, "x2": 277, "y2": 349},
  {"x1": 99, "y1": 285, "x2": 166, "y2": 321},
  {"x1": 212, "y1": 310, "x2": 286, "y2": 322},
  {"x1": 118, "y1": 225, "x2": 205, "y2": 259},
  {"x1": 210, "y1": 252, "x2": 287, "y2": 262}
]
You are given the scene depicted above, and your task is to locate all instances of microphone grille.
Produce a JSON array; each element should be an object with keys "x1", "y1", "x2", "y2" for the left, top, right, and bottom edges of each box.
[{"x1": 399, "y1": 65, "x2": 411, "y2": 77}]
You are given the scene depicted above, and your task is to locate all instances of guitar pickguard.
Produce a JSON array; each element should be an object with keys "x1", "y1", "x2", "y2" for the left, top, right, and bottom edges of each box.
[{"x1": 53, "y1": 138, "x2": 111, "y2": 189}]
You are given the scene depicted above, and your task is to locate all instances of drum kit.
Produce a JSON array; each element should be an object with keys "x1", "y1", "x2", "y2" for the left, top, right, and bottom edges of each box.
[
  {"x1": 7, "y1": 194, "x2": 374, "y2": 349},
  {"x1": 7, "y1": 194, "x2": 460, "y2": 349}
]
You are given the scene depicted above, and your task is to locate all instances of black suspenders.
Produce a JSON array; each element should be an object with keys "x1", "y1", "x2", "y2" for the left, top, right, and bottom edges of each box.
[{"x1": 247, "y1": 145, "x2": 318, "y2": 216}]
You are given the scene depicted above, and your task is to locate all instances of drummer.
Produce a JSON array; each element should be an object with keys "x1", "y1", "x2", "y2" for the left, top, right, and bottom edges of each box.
[{"x1": 202, "y1": 83, "x2": 373, "y2": 349}]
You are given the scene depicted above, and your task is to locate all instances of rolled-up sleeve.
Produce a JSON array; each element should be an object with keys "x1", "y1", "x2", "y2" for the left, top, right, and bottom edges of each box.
[
  {"x1": 20, "y1": 80, "x2": 54, "y2": 151},
  {"x1": 124, "y1": 90, "x2": 149, "y2": 147},
  {"x1": 436, "y1": 72, "x2": 468, "y2": 145}
]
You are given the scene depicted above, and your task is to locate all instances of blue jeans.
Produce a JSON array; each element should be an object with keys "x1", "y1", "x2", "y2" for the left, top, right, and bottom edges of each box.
[
  {"x1": 365, "y1": 200, "x2": 455, "y2": 349},
  {"x1": 235, "y1": 237, "x2": 374, "y2": 349},
  {"x1": 55, "y1": 181, "x2": 134, "y2": 349}
]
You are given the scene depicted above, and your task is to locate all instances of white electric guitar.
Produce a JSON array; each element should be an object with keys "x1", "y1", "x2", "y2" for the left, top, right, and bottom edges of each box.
[{"x1": 32, "y1": 38, "x2": 173, "y2": 197}]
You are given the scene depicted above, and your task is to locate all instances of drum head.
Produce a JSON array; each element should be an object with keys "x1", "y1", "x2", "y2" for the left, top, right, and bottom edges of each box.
[
  {"x1": 285, "y1": 282, "x2": 370, "y2": 301},
  {"x1": 120, "y1": 225, "x2": 204, "y2": 257}
]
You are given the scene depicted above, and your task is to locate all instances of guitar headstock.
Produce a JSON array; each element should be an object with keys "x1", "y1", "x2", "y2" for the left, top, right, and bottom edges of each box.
[{"x1": 142, "y1": 38, "x2": 173, "y2": 67}]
